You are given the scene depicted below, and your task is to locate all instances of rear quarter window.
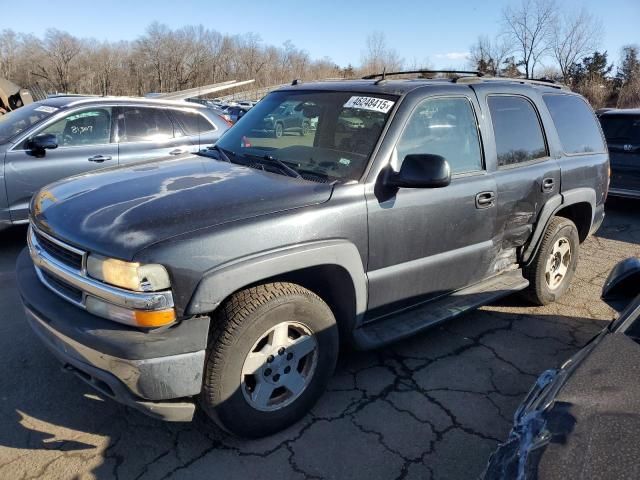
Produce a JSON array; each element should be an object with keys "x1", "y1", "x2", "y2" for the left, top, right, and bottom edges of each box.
[
  {"x1": 543, "y1": 94, "x2": 606, "y2": 154},
  {"x1": 171, "y1": 110, "x2": 216, "y2": 135}
]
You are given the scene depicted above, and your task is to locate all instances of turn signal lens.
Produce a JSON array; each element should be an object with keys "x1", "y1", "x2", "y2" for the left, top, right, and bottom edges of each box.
[{"x1": 85, "y1": 296, "x2": 176, "y2": 328}]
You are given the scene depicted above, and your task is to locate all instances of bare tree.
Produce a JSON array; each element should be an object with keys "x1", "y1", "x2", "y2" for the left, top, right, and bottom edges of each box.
[
  {"x1": 502, "y1": 0, "x2": 558, "y2": 78},
  {"x1": 361, "y1": 31, "x2": 403, "y2": 75},
  {"x1": 469, "y1": 35, "x2": 511, "y2": 76},
  {"x1": 551, "y1": 8, "x2": 602, "y2": 84},
  {"x1": 34, "y1": 29, "x2": 82, "y2": 92}
]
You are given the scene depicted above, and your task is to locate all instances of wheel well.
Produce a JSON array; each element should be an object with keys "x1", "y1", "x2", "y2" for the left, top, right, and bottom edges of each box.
[
  {"x1": 554, "y1": 202, "x2": 592, "y2": 242},
  {"x1": 229, "y1": 265, "x2": 357, "y2": 342}
]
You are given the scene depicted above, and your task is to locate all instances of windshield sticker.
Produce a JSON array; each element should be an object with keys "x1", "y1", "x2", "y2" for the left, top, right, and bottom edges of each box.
[
  {"x1": 339, "y1": 158, "x2": 351, "y2": 166},
  {"x1": 34, "y1": 105, "x2": 58, "y2": 113},
  {"x1": 343, "y1": 96, "x2": 394, "y2": 113}
]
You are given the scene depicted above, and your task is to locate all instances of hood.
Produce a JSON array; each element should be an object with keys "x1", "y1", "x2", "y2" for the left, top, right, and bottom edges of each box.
[{"x1": 32, "y1": 155, "x2": 333, "y2": 259}]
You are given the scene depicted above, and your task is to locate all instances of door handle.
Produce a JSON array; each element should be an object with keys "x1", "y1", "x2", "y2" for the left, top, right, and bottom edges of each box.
[
  {"x1": 542, "y1": 177, "x2": 555, "y2": 192},
  {"x1": 87, "y1": 155, "x2": 112, "y2": 163},
  {"x1": 475, "y1": 191, "x2": 496, "y2": 209},
  {"x1": 169, "y1": 149, "x2": 186, "y2": 155}
]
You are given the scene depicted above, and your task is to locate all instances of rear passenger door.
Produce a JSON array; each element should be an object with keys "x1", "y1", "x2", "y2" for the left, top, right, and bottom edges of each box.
[
  {"x1": 472, "y1": 85, "x2": 561, "y2": 251},
  {"x1": 115, "y1": 106, "x2": 192, "y2": 165}
]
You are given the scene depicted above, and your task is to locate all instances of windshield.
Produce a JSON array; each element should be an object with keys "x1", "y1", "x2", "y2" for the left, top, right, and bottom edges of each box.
[
  {"x1": 214, "y1": 90, "x2": 398, "y2": 181},
  {"x1": 0, "y1": 102, "x2": 58, "y2": 144},
  {"x1": 600, "y1": 115, "x2": 640, "y2": 144}
]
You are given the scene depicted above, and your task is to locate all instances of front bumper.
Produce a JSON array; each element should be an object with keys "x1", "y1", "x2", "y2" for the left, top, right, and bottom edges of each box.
[{"x1": 16, "y1": 249, "x2": 210, "y2": 422}]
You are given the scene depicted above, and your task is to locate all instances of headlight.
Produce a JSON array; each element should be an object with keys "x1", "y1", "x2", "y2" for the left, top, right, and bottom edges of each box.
[{"x1": 86, "y1": 254, "x2": 171, "y2": 292}]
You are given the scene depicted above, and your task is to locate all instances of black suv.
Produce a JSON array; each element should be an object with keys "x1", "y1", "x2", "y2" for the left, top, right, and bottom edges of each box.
[
  {"x1": 599, "y1": 108, "x2": 640, "y2": 198},
  {"x1": 16, "y1": 74, "x2": 608, "y2": 437}
]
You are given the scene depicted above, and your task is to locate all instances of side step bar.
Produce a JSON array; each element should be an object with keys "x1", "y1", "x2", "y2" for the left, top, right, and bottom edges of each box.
[{"x1": 353, "y1": 269, "x2": 529, "y2": 350}]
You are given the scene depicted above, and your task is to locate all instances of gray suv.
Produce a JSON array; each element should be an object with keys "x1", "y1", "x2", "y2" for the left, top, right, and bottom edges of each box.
[
  {"x1": 17, "y1": 73, "x2": 608, "y2": 438},
  {"x1": 0, "y1": 96, "x2": 229, "y2": 230}
]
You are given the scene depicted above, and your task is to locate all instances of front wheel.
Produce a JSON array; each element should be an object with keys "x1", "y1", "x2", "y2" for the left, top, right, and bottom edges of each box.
[
  {"x1": 200, "y1": 282, "x2": 338, "y2": 438},
  {"x1": 274, "y1": 122, "x2": 284, "y2": 138},
  {"x1": 523, "y1": 216, "x2": 580, "y2": 305}
]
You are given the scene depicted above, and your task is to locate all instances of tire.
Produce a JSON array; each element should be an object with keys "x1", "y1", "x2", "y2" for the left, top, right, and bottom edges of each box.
[
  {"x1": 274, "y1": 122, "x2": 284, "y2": 138},
  {"x1": 301, "y1": 122, "x2": 310, "y2": 136},
  {"x1": 200, "y1": 282, "x2": 339, "y2": 438},
  {"x1": 523, "y1": 216, "x2": 580, "y2": 306}
]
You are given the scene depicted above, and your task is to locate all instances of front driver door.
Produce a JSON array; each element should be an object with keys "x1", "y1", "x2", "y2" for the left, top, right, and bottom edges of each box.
[
  {"x1": 4, "y1": 107, "x2": 117, "y2": 222},
  {"x1": 365, "y1": 94, "x2": 499, "y2": 319}
]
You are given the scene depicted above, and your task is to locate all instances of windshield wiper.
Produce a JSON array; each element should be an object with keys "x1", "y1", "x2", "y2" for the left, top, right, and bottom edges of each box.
[
  {"x1": 200, "y1": 144, "x2": 233, "y2": 163},
  {"x1": 241, "y1": 152, "x2": 302, "y2": 179}
]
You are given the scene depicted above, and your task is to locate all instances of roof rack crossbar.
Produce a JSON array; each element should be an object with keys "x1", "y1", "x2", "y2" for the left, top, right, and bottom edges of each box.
[
  {"x1": 362, "y1": 70, "x2": 483, "y2": 80},
  {"x1": 455, "y1": 76, "x2": 570, "y2": 90}
]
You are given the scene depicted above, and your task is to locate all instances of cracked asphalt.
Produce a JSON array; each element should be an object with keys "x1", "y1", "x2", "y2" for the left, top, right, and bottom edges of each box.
[{"x1": 1, "y1": 198, "x2": 639, "y2": 480}]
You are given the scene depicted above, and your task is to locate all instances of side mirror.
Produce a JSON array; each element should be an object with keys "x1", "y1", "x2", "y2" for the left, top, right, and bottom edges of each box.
[
  {"x1": 29, "y1": 133, "x2": 58, "y2": 153},
  {"x1": 386, "y1": 154, "x2": 451, "y2": 189},
  {"x1": 602, "y1": 257, "x2": 640, "y2": 312}
]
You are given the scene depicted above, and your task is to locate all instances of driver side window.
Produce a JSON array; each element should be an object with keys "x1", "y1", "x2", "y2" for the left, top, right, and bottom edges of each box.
[
  {"x1": 38, "y1": 108, "x2": 113, "y2": 147},
  {"x1": 395, "y1": 97, "x2": 483, "y2": 174}
]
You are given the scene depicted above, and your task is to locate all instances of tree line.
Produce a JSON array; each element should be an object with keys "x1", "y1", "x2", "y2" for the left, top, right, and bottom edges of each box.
[
  {"x1": 0, "y1": 23, "x2": 342, "y2": 98},
  {"x1": 468, "y1": 0, "x2": 640, "y2": 108}
]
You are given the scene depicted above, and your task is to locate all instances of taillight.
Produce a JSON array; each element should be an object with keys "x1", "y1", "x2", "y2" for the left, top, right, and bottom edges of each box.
[{"x1": 218, "y1": 114, "x2": 233, "y2": 127}]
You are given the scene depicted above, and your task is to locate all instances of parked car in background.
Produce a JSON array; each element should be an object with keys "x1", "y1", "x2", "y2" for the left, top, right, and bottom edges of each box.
[
  {"x1": 599, "y1": 109, "x2": 640, "y2": 199},
  {"x1": 484, "y1": 257, "x2": 640, "y2": 480},
  {"x1": 17, "y1": 74, "x2": 607, "y2": 438},
  {"x1": 261, "y1": 101, "x2": 311, "y2": 137},
  {"x1": 225, "y1": 105, "x2": 251, "y2": 123},
  {"x1": 0, "y1": 96, "x2": 229, "y2": 231}
]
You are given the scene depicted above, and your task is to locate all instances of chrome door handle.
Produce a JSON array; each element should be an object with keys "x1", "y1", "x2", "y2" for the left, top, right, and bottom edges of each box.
[
  {"x1": 88, "y1": 155, "x2": 112, "y2": 163},
  {"x1": 169, "y1": 149, "x2": 186, "y2": 155}
]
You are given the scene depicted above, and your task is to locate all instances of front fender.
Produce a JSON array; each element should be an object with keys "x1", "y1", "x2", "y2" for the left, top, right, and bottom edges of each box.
[{"x1": 186, "y1": 240, "x2": 367, "y2": 318}]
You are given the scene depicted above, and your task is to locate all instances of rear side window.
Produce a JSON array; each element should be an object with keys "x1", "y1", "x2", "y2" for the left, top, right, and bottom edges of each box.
[
  {"x1": 118, "y1": 107, "x2": 174, "y2": 142},
  {"x1": 543, "y1": 94, "x2": 605, "y2": 154},
  {"x1": 172, "y1": 110, "x2": 216, "y2": 135},
  {"x1": 488, "y1": 96, "x2": 547, "y2": 167},
  {"x1": 600, "y1": 115, "x2": 640, "y2": 144}
]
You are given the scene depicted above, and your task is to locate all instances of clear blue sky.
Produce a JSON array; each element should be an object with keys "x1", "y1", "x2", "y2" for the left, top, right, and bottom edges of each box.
[{"x1": 17, "y1": 0, "x2": 640, "y2": 70}]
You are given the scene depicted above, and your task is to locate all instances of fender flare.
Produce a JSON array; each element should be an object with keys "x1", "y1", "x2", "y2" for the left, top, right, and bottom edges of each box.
[
  {"x1": 522, "y1": 188, "x2": 596, "y2": 264},
  {"x1": 186, "y1": 240, "x2": 367, "y2": 319}
]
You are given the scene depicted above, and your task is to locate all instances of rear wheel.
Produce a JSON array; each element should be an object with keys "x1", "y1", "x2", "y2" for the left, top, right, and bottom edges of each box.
[
  {"x1": 301, "y1": 122, "x2": 310, "y2": 136},
  {"x1": 523, "y1": 217, "x2": 580, "y2": 305},
  {"x1": 200, "y1": 282, "x2": 338, "y2": 438}
]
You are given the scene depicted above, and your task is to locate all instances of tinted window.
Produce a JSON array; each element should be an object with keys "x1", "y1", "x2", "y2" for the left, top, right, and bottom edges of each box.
[
  {"x1": 488, "y1": 96, "x2": 547, "y2": 166},
  {"x1": 172, "y1": 110, "x2": 215, "y2": 135},
  {"x1": 40, "y1": 108, "x2": 112, "y2": 147},
  {"x1": 118, "y1": 107, "x2": 174, "y2": 142},
  {"x1": 600, "y1": 115, "x2": 640, "y2": 144},
  {"x1": 543, "y1": 94, "x2": 605, "y2": 154},
  {"x1": 396, "y1": 97, "x2": 483, "y2": 174}
]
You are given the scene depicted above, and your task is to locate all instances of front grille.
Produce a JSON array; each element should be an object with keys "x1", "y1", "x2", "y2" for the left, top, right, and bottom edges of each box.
[
  {"x1": 41, "y1": 270, "x2": 83, "y2": 304},
  {"x1": 34, "y1": 230, "x2": 83, "y2": 271}
]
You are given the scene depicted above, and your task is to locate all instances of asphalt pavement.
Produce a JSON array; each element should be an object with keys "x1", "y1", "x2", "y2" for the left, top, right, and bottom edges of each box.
[{"x1": 0, "y1": 198, "x2": 638, "y2": 480}]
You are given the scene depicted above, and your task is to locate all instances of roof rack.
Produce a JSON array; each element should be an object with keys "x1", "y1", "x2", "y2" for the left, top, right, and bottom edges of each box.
[
  {"x1": 362, "y1": 70, "x2": 483, "y2": 80},
  {"x1": 455, "y1": 76, "x2": 570, "y2": 90}
]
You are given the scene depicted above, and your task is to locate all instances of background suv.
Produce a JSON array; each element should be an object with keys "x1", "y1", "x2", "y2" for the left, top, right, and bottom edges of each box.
[
  {"x1": 599, "y1": 108, "x2": 640, "y2": 198},
  {"x1": 0, "y1": 97, "x2": 229, "y2": 230}
]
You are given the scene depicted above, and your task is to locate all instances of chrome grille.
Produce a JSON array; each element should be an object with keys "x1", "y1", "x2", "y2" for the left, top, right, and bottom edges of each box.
[
  {"x1": 41, "y1": 270, "x2": 83, "y2": 304},
  {"x1": 33, "y1": 227, "x2": 84, "y2": 271}
]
